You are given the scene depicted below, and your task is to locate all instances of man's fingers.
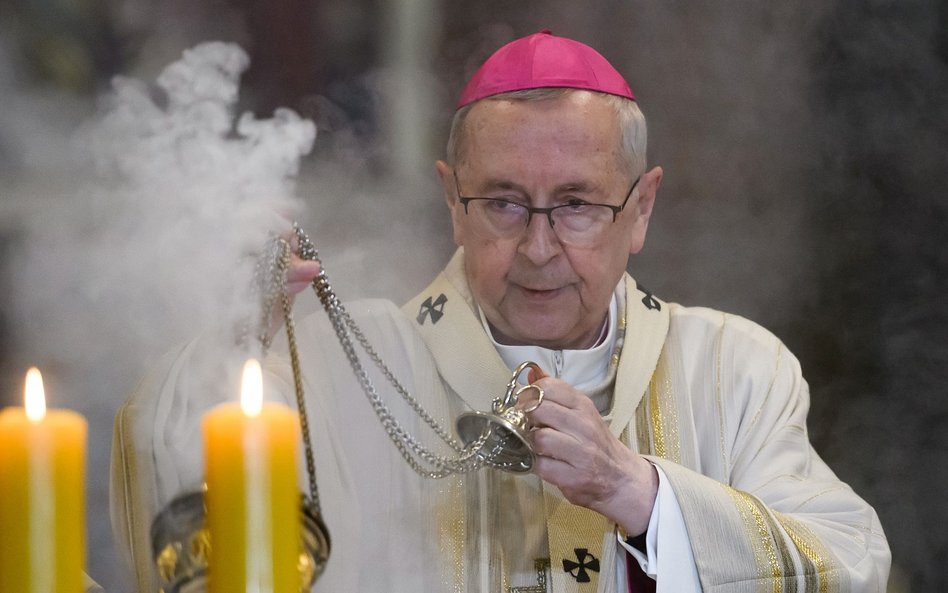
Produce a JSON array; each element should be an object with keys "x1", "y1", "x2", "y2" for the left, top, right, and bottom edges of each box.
[
  {"x1": 526, "y1": 397, "x2": 574, "y2": 432},
  {"x1": 528, "y1": 377, "x2": 588, "y2": 410},
  {"x1": 531, "y1": 451, "x2": 573, "y2": 480},
  {"x1": 527, "y1": 365, "x2": 548, "y2": 384},
  {"x1": 529, "y1": 426, "x2": 580, "y2": 459},
  {"x1": 286, "y1": 259, "x2": 321, "y2": 295},
  {"x1": 287, "y1": 259, "x2": 321, "y2": 280}
]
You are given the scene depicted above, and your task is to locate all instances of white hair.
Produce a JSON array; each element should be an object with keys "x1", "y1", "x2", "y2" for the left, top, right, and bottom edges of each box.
[{"x1": 446, "y1": 87, "x2": 648, "y2": 178}]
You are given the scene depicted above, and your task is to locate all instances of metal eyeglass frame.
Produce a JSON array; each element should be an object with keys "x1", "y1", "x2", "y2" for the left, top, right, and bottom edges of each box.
[{"x1": 453, "y1": 171, "x2": 641, "y2": 239}]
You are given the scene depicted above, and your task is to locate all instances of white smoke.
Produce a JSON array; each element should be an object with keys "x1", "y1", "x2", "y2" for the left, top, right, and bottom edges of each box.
[{"x1": 12, "y1": 41, "x2": 315, "y2": 384}]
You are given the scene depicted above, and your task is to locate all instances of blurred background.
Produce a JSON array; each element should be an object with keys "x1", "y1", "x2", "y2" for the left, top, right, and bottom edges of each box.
[{"x1": 1, "y1": 0, "x2": 945, "y2": 591}]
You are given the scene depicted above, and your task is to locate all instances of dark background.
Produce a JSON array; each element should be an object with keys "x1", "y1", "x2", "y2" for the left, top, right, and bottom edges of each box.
[{"x1": 1, "y1": 1, "x2": 944, "y2": 591}]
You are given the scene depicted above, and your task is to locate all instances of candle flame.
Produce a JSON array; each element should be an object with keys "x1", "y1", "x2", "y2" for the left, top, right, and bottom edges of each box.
[
  {"x1": 240, "y1": 358, "x2": 263, "y2": 417},
  {"x1": 24, "y1": 367, "x2": 46, "y2": 422}
]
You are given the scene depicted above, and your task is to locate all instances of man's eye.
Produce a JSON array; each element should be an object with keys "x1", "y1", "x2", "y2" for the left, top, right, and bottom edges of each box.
[{"x1": 486, "y1": 199, "x2": 521, "y2": 211}]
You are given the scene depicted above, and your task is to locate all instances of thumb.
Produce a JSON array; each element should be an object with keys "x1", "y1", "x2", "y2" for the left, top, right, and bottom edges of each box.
[
  {"x1": 286, "y1": 259, "x2": 321, "y2": 296},
  {"x1": 527, "y1": 365, "x2": 549, "y2": 384}
]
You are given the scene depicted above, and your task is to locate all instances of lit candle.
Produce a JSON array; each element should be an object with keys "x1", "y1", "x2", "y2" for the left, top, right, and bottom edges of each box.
[
  {"x1": 0, "y1": 368, "x2": 87, "y2": 593},
  {"x1": 203, "y1": 359, "x2": 301, "y2": 593}
]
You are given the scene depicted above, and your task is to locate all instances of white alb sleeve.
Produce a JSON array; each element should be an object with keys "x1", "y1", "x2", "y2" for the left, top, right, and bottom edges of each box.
[{"x1": 617, "y1": 465, "x2": 701, "y2": 593}]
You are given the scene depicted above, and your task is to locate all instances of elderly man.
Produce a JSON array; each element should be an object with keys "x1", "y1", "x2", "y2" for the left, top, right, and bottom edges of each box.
[{"x1": 112, "y1": 31, "x2": 890, "y2": 592}]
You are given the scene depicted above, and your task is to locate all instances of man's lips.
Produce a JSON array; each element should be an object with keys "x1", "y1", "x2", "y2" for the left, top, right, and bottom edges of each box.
[{"x1": 515, "y1": 285, "x2": 565, "y2": 300}]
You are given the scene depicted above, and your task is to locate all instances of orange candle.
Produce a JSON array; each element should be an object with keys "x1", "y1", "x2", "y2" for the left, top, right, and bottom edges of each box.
[
  {"x1": 203, "y1": 359, "x2": 301, "y2": 593},
  {"x1": 0, "y1": 368, "x2": 87, "y2": 593}
]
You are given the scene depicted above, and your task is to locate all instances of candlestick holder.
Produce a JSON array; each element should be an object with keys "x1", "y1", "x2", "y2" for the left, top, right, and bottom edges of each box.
[{"x1": 151, "y1": 490, "x2": 330, "y2": 593}]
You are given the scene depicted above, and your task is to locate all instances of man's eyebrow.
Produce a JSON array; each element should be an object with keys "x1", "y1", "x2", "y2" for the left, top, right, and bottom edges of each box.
[
  {"x1": 466, "y1": 178, "x2": 529, "y2": 197},
  {"x1": 555, "y1": 181, "x2": 596, "y2": 193},
  {"x1": 480, "y1": 178, "x2": 524, "y2": 192},
  {"x1": 476, "y1": 179, "x2": 598, "y2": 194}
]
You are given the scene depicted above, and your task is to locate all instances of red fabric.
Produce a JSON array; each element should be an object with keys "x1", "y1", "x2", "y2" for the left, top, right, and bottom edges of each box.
[
  {"x1": 626, "y1": 552, "x2": 657, "y2": 593},
  {"x1": 457, "y1": 30, "x2": 635, "y2": 108}
]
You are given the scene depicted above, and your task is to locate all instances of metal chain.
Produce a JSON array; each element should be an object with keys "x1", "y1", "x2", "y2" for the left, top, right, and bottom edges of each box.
[
  {"x1": 278, "y1": 241, "x2": 322, "y2": 511},
  {"x1": 293, "y1": 225, "x2": 498, "y2": 478},
  {"x1": 257, "y1": 236, "x2": 323, "y2": 512},
  {"x1": 259, "y1": 225, "x2": 498, "y2": 480},
  {"x1": 327, "y1": 293, "x2": 464, "y2": 451}
]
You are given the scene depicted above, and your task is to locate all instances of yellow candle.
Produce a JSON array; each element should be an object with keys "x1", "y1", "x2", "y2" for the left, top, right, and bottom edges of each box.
[
  {"x1": 0, "y1": 368, "x2": 87, "y2": 593},
  {"x1": 203, "y1": 359, "x2": 301, "y2": 593}
]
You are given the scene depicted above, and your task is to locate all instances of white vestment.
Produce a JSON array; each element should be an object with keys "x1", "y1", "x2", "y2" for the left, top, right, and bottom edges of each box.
[{"x1": 111, "y1": 249, "x2": 890, "y2": 592}]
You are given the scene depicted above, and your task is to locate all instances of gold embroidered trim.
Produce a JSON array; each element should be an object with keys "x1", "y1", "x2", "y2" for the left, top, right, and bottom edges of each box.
[
  {"x1": 648, "y1": 377, "x2": 667, "y2": 459},
  {"x1": 723, "y1": 486, "x2": 782, "y2": 593},
  {"x1": 436, "y1": 476, "x2": 466, "y2": 593},
  {"x1": 753, "y1": 498, "x2": 798, "y2": 593},
  {"x1": 500, "y1": 552, "x2": 510, "y2": 593},
  {"x1": 635, "y1": 390, "x2": 653, "y2": 456},
  {"x1": 654, "y1": 351, "x2": 681, "y2": 463},
  {"x1": 777, "y1": 513, "x2": 843, "y2": 593},
  {"x1": 644, "y1": 351, "x2": 681, "y2": 463}
]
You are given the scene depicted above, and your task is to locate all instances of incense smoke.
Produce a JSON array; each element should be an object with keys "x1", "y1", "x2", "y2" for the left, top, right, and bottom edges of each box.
[{"x1": 12, "y1": 41, "x2": 315, "y2": 389}]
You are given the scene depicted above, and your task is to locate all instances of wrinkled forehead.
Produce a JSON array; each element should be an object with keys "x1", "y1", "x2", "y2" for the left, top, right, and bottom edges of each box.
[{"x1": 456, "y1": 90, "x2": 624, "y2": 170}]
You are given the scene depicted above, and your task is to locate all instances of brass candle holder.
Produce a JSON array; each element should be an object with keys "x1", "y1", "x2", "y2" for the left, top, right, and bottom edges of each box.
[{"x1": 151, "y1": 491, "x2": 330, "y2": 593}]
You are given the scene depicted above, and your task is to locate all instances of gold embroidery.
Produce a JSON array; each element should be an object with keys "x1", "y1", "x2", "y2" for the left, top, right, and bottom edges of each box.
[
  {"x1": 723, "y1": 486, "x2": 782, "y2": 593},
  {"x1": 642, "y1": 351, "x2": 681, "y2": 463},
  {"x1": 436, "y1": 476, "x2": 466, "y2": 593},
  {"x1": 648, "y1": 376, "x2": 667, "y2": 459},
  {"x1": 778, "y1": 514, "x2": 843, "y2": 593},
  {"x1": 635, "y1": 390, "x2": 653, "y2": 456},
  {"x1": 751, "y1": 498, "x2": 797, "y2": 593},
  {"x1": 655, "y1": 351, "x2": 681, "y2": 463},
  {"x1": 500, "y1": 552, "x2": 509, "y2": 593}
]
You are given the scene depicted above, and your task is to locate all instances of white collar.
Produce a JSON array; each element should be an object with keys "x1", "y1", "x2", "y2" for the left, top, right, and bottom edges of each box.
[{"x1": 479, "y1": 290, "x2": 620, "y2": 393}]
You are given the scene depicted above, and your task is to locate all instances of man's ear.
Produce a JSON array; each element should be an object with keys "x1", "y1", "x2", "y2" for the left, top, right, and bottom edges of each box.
[
  {"x1": 435, "y1": 160, "x2": 456, "y2": 206},
  {"x1": 628, "y1": 165, "x2": 663, "y2": 255},
  {"x1": 435, "y1": 160, "x2": 465, "y2": 246}
]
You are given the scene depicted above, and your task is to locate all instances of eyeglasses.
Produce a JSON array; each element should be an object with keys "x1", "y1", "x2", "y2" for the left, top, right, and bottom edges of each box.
[{"x1": 453, "y1": 173, "x2": 640, "y2": 248}]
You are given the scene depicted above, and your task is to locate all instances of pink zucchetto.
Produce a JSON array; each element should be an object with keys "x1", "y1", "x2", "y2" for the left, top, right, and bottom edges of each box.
[{"x1": 457, "y1": 29, "x2": 635, "y2": 109}]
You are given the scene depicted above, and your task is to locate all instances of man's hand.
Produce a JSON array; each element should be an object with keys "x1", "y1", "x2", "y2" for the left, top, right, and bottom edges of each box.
[
  {"x1": 264, "y1": 238, "x2": 321, "y2": 342},
  {"x1": 525, "y1": 369, "x2": 658, "y2": 536},
  {"x1": 286, "y1": 250, "x2": 322, "y2": 296}
]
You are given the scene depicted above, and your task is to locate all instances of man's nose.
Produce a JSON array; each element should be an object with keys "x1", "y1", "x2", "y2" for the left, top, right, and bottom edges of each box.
[{"x1": 518, "y1": 212, "x2": 562, "y2": 263}]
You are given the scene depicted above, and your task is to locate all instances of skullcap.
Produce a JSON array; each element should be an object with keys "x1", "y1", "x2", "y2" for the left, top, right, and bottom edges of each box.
[{"x1": 457, "y1": 29, "x2": 635, "y2": 108}]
